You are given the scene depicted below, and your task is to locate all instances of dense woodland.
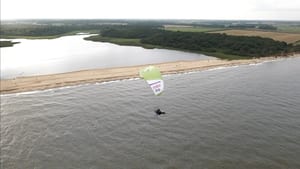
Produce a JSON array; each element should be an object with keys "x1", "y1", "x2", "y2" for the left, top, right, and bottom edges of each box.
[
  {"x1": 141, "y1": 31, "x2": 290, "y2": 57},
  {"x1": 100, "y1": 26, "x2": 297, "y2": 57}
]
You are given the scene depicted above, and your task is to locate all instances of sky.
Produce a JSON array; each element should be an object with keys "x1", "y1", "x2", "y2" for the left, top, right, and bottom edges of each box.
[{"x1": 1, "y1": 0, "x2": 300, "y2": 20}]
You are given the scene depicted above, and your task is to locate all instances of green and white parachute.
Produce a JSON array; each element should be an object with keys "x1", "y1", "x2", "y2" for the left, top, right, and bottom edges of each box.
[{"x1": 139, "y1": 66, "x2": 164, "y2": 96}]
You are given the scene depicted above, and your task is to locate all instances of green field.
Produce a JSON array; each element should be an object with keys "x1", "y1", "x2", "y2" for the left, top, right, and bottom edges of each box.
[
  {"x1": 211, "y1": 29, "x2": 300, "y2": 44},
  {"x1": 164, "y1": 25, "x2": 226, "y2": 32},
  {"x1": 165, "y1": 25, "x2": 300, "y2": 34},
  {"x1": 276, "y1": 25, "x2": 300, "y2": 33}
]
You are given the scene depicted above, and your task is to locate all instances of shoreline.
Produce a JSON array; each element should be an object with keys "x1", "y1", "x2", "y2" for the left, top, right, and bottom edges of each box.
[{"x1": 1, "y1": 54, "x2": 299, "y2": 95}]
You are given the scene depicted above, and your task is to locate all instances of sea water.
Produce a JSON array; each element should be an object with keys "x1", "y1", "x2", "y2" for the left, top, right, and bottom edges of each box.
[{"x1": 1, "y1": 57, "x2": 300, "y2": 169}]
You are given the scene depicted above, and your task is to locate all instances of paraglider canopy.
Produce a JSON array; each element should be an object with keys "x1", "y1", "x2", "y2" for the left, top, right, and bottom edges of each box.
[{"x1": 139, "y1": 66, "x2": 164, "y2": 96}]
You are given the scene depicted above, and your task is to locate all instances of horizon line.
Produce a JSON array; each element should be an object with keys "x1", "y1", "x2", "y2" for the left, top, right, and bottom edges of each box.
[{"x1": 2, "y1": 18, "x2": 300, "y2": 22}]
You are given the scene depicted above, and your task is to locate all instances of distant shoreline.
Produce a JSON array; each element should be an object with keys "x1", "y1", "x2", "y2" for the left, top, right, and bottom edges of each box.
[
  {"x1": 1, "y1": 54, "x2": 299, "y2": 95},
  {"x1": 0, "y1": 40, "x2": 20, "y2": 48}
]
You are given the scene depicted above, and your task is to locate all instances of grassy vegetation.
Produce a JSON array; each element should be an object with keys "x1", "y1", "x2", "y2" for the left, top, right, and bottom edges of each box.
[
  {"x1": 0, "y1": 41, "x2": 20, "y2": 48},
  {"x1": 201, "y1": 51, "x2": 251, "y2": 60},
  {"x1": 294, "y1": 40, "x2": 300, "y2": 46},
  {"x1": 210, "y1": 29, "x2": 300, "y2": 44},
  {"x1": 276, "y1": 25, "x2": 300, "y2": 34},
  {"x1": 85, "y1": 35, "x2": 158, "y2": 49}
]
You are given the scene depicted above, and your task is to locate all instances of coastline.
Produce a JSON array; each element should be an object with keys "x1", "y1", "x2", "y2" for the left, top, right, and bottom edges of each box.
[{"x1": 1, "y1": 54, "x2": 299, "y2": 95}]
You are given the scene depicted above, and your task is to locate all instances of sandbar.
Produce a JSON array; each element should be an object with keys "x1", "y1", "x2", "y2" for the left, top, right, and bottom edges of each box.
[{"x1": 1, "y1": 54, "x2": 299, "y2": 94}]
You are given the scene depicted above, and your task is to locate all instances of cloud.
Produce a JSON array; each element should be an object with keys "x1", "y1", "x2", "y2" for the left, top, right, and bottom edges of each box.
[{"x1": 1, "y1": 0, "x2": 299, "y2": 20}]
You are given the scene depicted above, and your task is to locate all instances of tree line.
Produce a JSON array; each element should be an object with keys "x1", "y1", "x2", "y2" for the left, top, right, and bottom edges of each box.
[
  {"x1": 100, "y1": 26, "x2": 298, "y2": 57},
  {"x1": 0, "y1": 24, "x2": 104, "y2": 37}
]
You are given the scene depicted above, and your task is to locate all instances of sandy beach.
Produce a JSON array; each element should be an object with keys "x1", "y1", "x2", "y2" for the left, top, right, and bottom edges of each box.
[{"x1": 1, "y1": 54, "x2": 299, "y2": 94}]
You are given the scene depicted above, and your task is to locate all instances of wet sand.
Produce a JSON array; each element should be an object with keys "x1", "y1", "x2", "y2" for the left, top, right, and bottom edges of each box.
[{"x1": 1, "y1": 54, "x2": 299, "y2": 94}]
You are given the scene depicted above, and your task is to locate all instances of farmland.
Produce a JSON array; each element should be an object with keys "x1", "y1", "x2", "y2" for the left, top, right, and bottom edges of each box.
[{"x1": 211, "y1": 29, "x2": 300, "y2": 44}]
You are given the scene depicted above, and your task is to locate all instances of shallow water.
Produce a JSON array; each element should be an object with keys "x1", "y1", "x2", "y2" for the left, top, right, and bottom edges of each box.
[
  {"x1": 1, "y1": 57, "x2": 300, "y2": 169},
  {"x1": 0, "y1": 35, "x2": 213, "y2": 79}
]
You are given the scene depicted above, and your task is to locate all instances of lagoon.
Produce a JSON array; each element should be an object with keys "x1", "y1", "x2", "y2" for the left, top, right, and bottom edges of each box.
[{"x1": 0, "y1": 34, "x2": 214, "y2": 79}]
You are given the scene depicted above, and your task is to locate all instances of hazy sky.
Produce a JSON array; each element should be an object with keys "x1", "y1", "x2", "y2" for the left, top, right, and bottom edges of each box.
[{"x1": 1, "y1": 0, "x2": 300, "y2": 20}]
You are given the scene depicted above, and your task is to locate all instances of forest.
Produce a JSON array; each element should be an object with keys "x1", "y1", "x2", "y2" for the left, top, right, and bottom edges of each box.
[
  {"x1": 141, "y1": 31, "x2": 290, "y2": 57},
  {"x1": 99, "y1": 26, "x2": 298, "y2": 58}
]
